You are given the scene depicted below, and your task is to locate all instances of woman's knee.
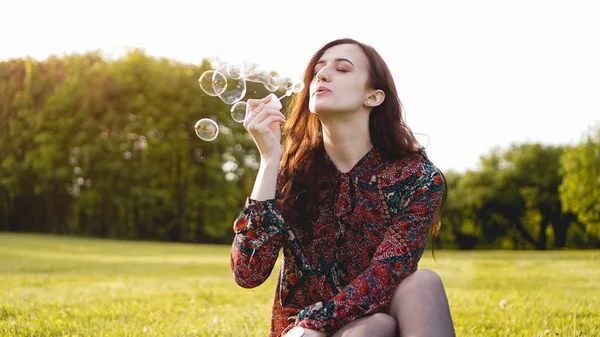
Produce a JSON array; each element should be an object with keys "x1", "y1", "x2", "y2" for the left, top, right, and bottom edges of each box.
[
  {"x1": 369, "y1": 313, "x2": 397, "y2": 335},
  {"x1": 401, "y1": 269, "x2": 444, "y2": 290},
  {"x1": 389, "y1": 269, "x2": 446, "y2": 316}
]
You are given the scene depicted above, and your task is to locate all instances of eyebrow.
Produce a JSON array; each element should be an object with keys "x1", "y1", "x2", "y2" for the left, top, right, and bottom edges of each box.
[{"x1": 315, "y1": 58, "x2": 355, "y2": 67}]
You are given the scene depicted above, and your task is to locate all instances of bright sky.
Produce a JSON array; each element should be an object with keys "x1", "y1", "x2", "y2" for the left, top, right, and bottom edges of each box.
[{"x1": 2, "y1": 0, "x2": 599, "y2": 172}]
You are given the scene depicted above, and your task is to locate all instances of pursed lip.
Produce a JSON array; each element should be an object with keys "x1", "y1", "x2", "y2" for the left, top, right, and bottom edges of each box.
[{"x1": 314, "y1": 85, "x2": 332, "y2": 96}]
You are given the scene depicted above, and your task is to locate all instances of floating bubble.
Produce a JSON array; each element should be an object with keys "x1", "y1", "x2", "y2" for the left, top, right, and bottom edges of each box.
[
  {"x1": 414, "y1": 133, "x2": 430, "y2": 149},
  {"x1": 216, "y1": 64, "x2": 247, "y2": 105},
  {"x1": 245, "y1": 68, "x2": 270, "y2": 83},
  {"x1": 243, "y1": 62, "x2": 259, "y2": 77},
  {"x1": 282, "y1": 78, "x2": 295, "y2": 91},
  {"x1": 195, "y1": 62, "x2": 305, "y2": 134},
  {"x1": 195, "y1": 118, "x2": 219, "y2": 141},
  {"x1": 211, "y1": 72, "x2": 228, "y2": 94},
  {"x1": 230, "y1": 101, "x2": 248, "y2": 123},
  {"x1": 246, "y1": 74, "x2": 264, "y2": 83},
  {"x1": 227, "y1": 64, "x2": 243, "y2": 80},
  {"x1": 263, "y1": 75, "x2": 280, "y2": 92},
  {"x1": 199, "y1": 70, "x2": 227, "y2": 96},
  {"x1": 264, "y1": 83, "x2": 278, "y2": 92},
  {"x1": 292, "y1": 80, "x2": 305, "y2": 93},
  {"x1": 270, "y1": 75, "x2": 287, "y2": 87},
  {"x1": 292, "y1": 81, "x2": 304, "y2": 93}
]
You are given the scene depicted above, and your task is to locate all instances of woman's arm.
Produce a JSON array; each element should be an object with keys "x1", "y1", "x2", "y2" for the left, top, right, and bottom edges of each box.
[
  {"x1": 230, "y1": 159, "x2": 285, "y2": 288},
  {"x1": 231, "y1": 95, "x2": 287, "y2": 288}
]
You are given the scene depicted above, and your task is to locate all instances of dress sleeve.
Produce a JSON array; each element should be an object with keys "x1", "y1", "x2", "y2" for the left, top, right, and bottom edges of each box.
[
  {"x1": 230, "y1": 184, "x2": 286, "y2": 289},
  {"x1": 293, "y1": 162, "x2": 445, "y2": 334}
]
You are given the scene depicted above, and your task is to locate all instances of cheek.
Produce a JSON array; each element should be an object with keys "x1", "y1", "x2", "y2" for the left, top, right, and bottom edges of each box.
[
  {"x1": 308, "y1": 95, "x2": 317, "y2": 112},
  {"x1": 342, "y1": 78, "x2": 368, "y2": 98},
  {"x1": 344, "y1": 86, "x2": 366, "y2": 104},
  {"x1": 309, "y1": 82, "x2": 316, "y2": 92}
]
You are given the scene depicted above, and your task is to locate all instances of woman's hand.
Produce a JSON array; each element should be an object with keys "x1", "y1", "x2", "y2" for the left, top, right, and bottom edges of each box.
[
  {"x1": 283, "y1": 327, "x2": 327, "y2": 337},
  {"x1": 243, "y1": 94, "x2": 287, "y2": 162}
]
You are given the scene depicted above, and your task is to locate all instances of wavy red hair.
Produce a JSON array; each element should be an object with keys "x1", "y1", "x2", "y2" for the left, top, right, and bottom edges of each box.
[{"x1": 278, "y1": 38, "x2": 446, "y2": 245}]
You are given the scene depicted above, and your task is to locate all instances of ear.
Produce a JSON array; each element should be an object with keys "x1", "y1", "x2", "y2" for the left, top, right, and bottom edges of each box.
[{"x1": 364, "y1": 89, "x2": 385, "y2": 108}]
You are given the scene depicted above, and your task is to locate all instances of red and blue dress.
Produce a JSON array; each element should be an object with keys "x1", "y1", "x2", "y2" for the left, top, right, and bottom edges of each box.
[{"x1": 230, "y1": 147, "x2": 445, "y2": 337}]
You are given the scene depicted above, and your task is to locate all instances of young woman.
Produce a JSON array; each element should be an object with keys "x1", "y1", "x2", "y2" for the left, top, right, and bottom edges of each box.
[{"x1": 230, "y1": 38, "x2": 456, "y2": 337}]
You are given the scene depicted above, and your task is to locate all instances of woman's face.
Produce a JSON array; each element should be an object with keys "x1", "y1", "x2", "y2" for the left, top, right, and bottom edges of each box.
[{"x1": 308, "y1": 43, "x2": 373, "y2": 115}]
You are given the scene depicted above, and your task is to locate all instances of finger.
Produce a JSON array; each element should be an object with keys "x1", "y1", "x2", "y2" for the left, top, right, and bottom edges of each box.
[
  {"x1": 243, "y1": 103, "x2": 267, "y2": 127},
  {"x1": 250, "y1": 103, "x2": 267, "y2": 115},
  {"x1": 250, "y1": 107, "x2": 286, "y2": 125},
  {"x1": 246, "y1": 104, "x2": 284, "y2": 125},
  {"x1": 249, "y1": 116, "x2": 286, "y2": 133},
  {"x1": 246, "y1": 98, "x2": 262, "y2": 109}
]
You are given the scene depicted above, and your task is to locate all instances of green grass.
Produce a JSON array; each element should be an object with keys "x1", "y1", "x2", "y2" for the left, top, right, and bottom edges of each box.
[{"x1": 0, "y1": 233, "x2": 598, "y2": 337}]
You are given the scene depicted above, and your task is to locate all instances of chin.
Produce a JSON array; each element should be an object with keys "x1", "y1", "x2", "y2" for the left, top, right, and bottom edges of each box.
[
  {"x1": 311, "y1": 105, "x2": 355, "y2": 117},
  {"x1": 310, "y1": 101, "x2": 335, "y2": 115},
  {"x1": 309, "y1": 106, "x2": 330, "y2": 116}
]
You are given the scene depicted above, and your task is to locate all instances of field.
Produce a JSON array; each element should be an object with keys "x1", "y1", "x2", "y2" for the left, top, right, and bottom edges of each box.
[{"x1": 0, "y1": 233, "x2": 598, "y2": 336}]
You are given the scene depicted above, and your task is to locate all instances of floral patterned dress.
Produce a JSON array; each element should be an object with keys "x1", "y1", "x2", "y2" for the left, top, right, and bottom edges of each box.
[{"x1": 230, "y1": 147, "x2": 445, "y2": 337}]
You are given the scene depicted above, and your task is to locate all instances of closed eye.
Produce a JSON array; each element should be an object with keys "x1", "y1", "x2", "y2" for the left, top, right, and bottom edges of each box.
[{"x1": 313, "y1": 65, "x2": 324, "y2": 76}]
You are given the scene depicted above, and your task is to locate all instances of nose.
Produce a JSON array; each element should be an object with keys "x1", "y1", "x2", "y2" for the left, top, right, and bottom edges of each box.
[{"x1": 315, "y1": 66, "x2": 331, "y2": 83}]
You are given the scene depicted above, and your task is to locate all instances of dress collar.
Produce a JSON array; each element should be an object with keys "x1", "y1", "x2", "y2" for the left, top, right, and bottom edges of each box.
[{"x1": 324, "y1": 146, "x2": 383, "y2": 176}]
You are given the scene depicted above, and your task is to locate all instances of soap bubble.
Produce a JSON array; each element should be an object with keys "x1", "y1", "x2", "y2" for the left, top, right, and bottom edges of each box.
[
  {"x1": 264, "y1": 75, "x2": 283, "y2": 92},
  {"x1": 199, "y1": 70, "x2": 227, "y2": 96},
  {"x1": 194, "y1": 61, "x2": 306, "y2": 143},
  {"x1": 227, "y1": 64, "x2": 243, "y2": 80},
  {"x1": 282, "y1": 78, "x2": 295, "y2": 91},
  {"x1": 246, "y1": 73, "x2": 269, "y2": 83},
  {"x1": 264, "y1": 82, "x2": 278, "y2": 92},
  {"x1": 195, "y1": 118, "x2": 219, "y2": 141},
  {"x1": 215, "y1": 64, "x2": 246, "y2": 105},
  {"x1": 245, "y1": 66, "x2": 271, "y2": 84},
  {"x1": 293, "y1": 80, "x2": 305, "y2": 93},
  {"x1": 243, "y1": 62, "x2": 259, "y2": 77},
  {"x1": 230, "y1": 101, "x2": 248, "y2": 123}
]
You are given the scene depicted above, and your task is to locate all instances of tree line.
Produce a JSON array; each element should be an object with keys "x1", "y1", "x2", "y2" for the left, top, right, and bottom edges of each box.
[{"x1": 1, "y1": 50, "x2": 598, "y2": 249}]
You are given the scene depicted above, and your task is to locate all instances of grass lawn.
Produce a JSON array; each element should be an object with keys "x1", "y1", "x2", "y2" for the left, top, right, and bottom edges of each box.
[{"x1": 0, "y1": 233, "x2": 598, "y2": 336}]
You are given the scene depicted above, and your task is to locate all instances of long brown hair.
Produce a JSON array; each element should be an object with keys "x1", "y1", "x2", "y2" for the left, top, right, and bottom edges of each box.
[{"x1": 278, "y1": 38, "x2": 446, "y2": 247}]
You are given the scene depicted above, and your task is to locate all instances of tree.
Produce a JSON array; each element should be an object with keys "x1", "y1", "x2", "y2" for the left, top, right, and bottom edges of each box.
[
  {"x1": 0, "y1": 50, "x2": 284, "y2": 243},
  {"x1": 503, "y1": 143, "x2": 578, "y2": 249},
  {"x1": 439, "y1": 170, "x2": 481, "y2": 250},
  {"x1": 559, "y1": 126, "x2": 600, "y2": 246}
]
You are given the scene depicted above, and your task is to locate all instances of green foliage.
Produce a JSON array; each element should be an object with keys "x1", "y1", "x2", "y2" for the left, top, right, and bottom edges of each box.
[
  {"x1": 0, "y1": 50, "x2": 281, "y2": 242},
  {"x1": 1, "y1": 233, "x2": 599, "y2": 337},
  {"x1": 1, "y1": 51, "x2": 598, "y2": 248},
  {"x1": 439, "y1": 141, "x2": 596, "y2": 249},
  {"x1": 559, "y1": 126, "x2": 600, "y2": 245}
]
